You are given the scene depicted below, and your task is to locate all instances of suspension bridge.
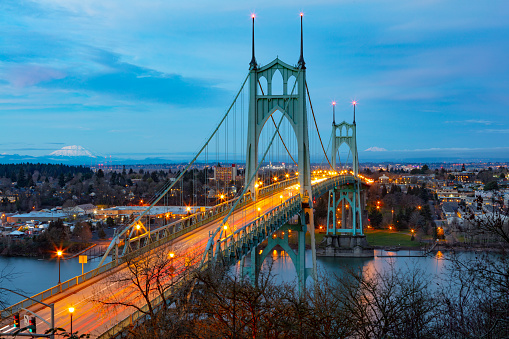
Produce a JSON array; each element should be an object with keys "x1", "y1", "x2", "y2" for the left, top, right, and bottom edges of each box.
[{"x1": 0, "y1": 14, "x2": 373, "y2": 338}]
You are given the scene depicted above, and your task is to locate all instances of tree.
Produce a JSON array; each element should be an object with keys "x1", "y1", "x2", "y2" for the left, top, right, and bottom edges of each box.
[
  {"x1": 106, "y1": 217, "x2": 115, "y2": 227},
  {"x1": 17, "y1": 167, "x2": 27, "y2": 188},
  {"x1": 368, "y1": 208, "x2": 383, "y2": 228},
  {"x1": 73, "y1": 222, "x2": 92, "y2": 243},
  {"x1": 98, "y1": 227, "x2": 106, "y2": 239},
  {"x1": 484, "y1": 181, "x2": 499, "y2": 191},
  {"x1": 59, "y1": 173, "x2": 66, "y2": 187},
  {"x1": 93, "y1": 244, "x2": 199, "y2": 338}
]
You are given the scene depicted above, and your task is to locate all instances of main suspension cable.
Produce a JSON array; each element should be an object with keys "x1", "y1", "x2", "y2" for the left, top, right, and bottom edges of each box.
[{"x1": 305, "y1": 81, "x2": 334, "y2": 170}]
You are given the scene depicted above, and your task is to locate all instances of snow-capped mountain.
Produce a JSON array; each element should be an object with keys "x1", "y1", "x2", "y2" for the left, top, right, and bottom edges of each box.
[{"x1": 49, "y1": 145, "x2": 96, "y2": 158}]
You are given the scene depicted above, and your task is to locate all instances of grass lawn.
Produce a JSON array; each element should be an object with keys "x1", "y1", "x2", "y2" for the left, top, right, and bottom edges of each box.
[
  {"x1": 364, "y1": 229, "x2": 422, "y2": 247},
  {"x1": 287, "y1": 229, "x2": 423, "y2": 247}
]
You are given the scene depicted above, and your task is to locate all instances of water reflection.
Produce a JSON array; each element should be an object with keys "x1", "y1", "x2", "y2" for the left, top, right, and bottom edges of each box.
[{"x1": 253, "y1": 249, "x2": 458, "y2": 285}]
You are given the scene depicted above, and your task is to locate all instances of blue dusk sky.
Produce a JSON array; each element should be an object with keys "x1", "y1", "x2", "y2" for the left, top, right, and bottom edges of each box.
[{"x1": 1, "y1": 0, "x2": 508, "y2": 162}]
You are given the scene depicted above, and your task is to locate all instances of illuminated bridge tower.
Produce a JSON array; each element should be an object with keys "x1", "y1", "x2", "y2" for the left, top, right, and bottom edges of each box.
[
  {"x1": 324, "y1": 103, "x2": 372, "y2": 257},
  {"x1": 244, "y1": 14, "x2": 317, "y2": 288}
]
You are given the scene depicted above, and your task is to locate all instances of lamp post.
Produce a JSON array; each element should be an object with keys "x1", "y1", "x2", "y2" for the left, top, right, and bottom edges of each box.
[
  {"x1": 168, "y1": 252, "x2": 175, "y2": 287},
  {"x1": 68, "y1": 307, "x2": 74, "y2": 334},
  {"x1": 57, "y1": 250, "x2": 63, "y2": 285},
  {"x1": 280, "y1": 195, "x2": 283, "y2": 205}
]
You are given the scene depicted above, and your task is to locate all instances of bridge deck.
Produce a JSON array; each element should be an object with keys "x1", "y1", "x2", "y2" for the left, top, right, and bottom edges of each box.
[
  {"x1": 0, "y1": 184, "x2": 303, "y2": 338},
  {"x1": 1, "y1": 174, "x2": 368, "y2": 337}
]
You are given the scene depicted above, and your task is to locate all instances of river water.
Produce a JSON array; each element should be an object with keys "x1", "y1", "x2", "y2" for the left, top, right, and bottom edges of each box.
[
  {"x1": 0, "y1": 249, "x2": 459, "y2": 307},
  {"x1": 0, "y1": 255, "x2": 111, "y2": 307}
]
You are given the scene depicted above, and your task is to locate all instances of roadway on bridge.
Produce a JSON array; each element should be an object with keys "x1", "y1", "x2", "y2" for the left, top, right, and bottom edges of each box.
[{"x1": 1, "y1": 181, "x2": 321, "y2": 338}]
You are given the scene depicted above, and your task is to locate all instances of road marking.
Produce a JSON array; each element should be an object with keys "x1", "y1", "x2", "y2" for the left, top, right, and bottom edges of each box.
[{"x1": 1, "y1": 325, "x2": 12, "y2": 333}]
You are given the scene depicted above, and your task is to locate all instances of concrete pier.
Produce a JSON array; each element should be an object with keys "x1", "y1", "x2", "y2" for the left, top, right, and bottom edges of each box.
[{"x1": 317, "y1": 234, "x2": 374, "y2": 257}]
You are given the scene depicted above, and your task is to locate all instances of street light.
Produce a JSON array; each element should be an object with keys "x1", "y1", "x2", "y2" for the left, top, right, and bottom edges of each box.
[
  {"x1": 57, "y1": 250, "x2": 63, "y2": 285},
  {"x1": 257, "y1": 207, "x2": 261, "y2": 218},
  {"x1": 68, "y1": 307, "x2": 74, "y2": 334},
  {"x1": 280, "y1": 195, "x2": 283, "y2": 205}
]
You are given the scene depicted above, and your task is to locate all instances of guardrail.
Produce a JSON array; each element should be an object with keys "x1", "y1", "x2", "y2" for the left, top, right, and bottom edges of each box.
[
  {"x1": 0, "y1": 178, "x2": 297, "y2": 321},
  {"x1": 97, "y1": 263, "x2": 209, "y2": 339},
  {"x1": 95, "y1": 174, "x2": 375, "y2": 337},
  {"x1": 122, "y1": 177, "x2": 298, "y2": 257},
  {"x1": 0, "y1": 259, "x2": 117, "y2": 320}
]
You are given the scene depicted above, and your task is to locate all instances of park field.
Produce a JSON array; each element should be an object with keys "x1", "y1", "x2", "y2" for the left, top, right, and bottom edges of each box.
[{"x1": 364, "y1": 229, "x2": 422, "y2": 247}]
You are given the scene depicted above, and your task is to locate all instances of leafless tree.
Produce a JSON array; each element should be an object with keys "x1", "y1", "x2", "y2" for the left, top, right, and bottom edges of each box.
[{"x1": 92, "y1": 243, "x2": 200, "y2": 338}]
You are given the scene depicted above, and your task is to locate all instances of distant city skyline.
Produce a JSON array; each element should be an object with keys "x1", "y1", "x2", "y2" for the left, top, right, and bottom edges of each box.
[{"x1": 1, "y1": 1, "x2": 508, "y2": 162}]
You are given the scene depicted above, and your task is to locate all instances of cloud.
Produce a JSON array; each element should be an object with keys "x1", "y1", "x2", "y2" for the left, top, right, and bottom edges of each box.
[
  {"x1": 445, "y1": 119, "x2": 496, "y2": 125},
  {"x1": 391, "y1": 146, "x2": 509, "y2": 152},
  {"x1": 478, "y1": 129, "x2": 509, "y2": 133},
  {"x1": 364, "y1": 147, "x2": 387, "y2": 152},
  {"x1": 37, "y1": 48, "x2": 228, "y2": 107},
  {"x1": 7, "y1": 65, "x2": 66, "y2": 88}
]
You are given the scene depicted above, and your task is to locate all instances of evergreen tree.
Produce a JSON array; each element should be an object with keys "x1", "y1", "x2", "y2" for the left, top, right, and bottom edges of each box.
[
  {"x1": 17, "y1": 167, "x2": 27, "y2": 187},
  {"x1": 58, "y1": 173, "x2": 66, "y2": 187}
]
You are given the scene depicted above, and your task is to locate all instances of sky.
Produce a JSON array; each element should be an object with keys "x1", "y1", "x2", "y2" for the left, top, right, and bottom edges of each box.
[{"x1": 1, "y1": 0, "x2": 509, "y2": 163}]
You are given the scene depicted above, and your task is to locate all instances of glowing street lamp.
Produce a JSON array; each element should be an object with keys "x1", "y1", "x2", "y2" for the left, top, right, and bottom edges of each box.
[
  {"x1": 168, "y1": 252, "x2": 175, "y2": 259},
  {"x1": 57, "y1": 250, "x2": 63, "y2": 285},
  {"x1": 257, "y1": 207, "x2": 261, "y2": 217},
  {"x1": 68, "y1": 307, "x2": 75, "y2": 334},
  {"x1": 280, "y1": 195, "x2": 283, "y2": 205}
]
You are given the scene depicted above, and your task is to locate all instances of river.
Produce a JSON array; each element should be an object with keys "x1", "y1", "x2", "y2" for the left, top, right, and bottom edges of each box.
[
  {"x1": 0, "y1": 249, "x2": 459, "y2": 307},
  {"x1": 0, "y1": 255, "x2": 111, "y2": 307}
]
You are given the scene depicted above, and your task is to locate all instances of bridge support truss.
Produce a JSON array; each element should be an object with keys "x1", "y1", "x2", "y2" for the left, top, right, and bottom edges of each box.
[
  {"x1": 326, "y1": 119, "x2": 365, "y2": 235},
  {"x1": 242, "y1": 55, "x2": 316, "y2": 290}
]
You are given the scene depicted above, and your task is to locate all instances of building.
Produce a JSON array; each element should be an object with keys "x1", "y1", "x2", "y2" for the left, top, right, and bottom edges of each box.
[
  {"x1": 95, "y1": 206, "x2": 208, "y2": 219},
  {"x1": 7, "y1": 210, "x2": 66, "y2": 223},
  {"x1": 378, "y1": 174, "x2": 390, "y2": 184},
  {"x1": 451, "y1": 171, "x2": 476, "y2": 183},
  {"x1": 214, "y1": 164, "x2": 237, "y2": 182}
]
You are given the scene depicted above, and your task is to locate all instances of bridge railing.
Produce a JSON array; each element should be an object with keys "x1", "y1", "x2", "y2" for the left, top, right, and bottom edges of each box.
[
  {"x1": 0, "y1": 177, "x2": 298, "y2": 320},
  {"x1": 94, "y1": 174, "x2": 372, "y2": 337},
  {"x1": 0, "y1": 259, "x2": 117, "y2": 320},
  {"x1": 122, "y1": 177, "x2": 297, "y2": 255},
  {"x1": 258, "y1": 177, "x2": 298, "y2": 198},
  {"x1": 97, "y1": 262, "x2": 209, "y2": 339},
  {"x1": 217, "y1": 194, "x2": 302, "y2": 262}
]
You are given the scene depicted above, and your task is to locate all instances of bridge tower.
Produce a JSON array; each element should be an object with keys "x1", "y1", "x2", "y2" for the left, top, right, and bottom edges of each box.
[
  {"x1": 244, "y1": 14, "x2": 317, "y2": 289},
  {"x1": 326, "y1": 103, "x2": 364, "y2": 236}
]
